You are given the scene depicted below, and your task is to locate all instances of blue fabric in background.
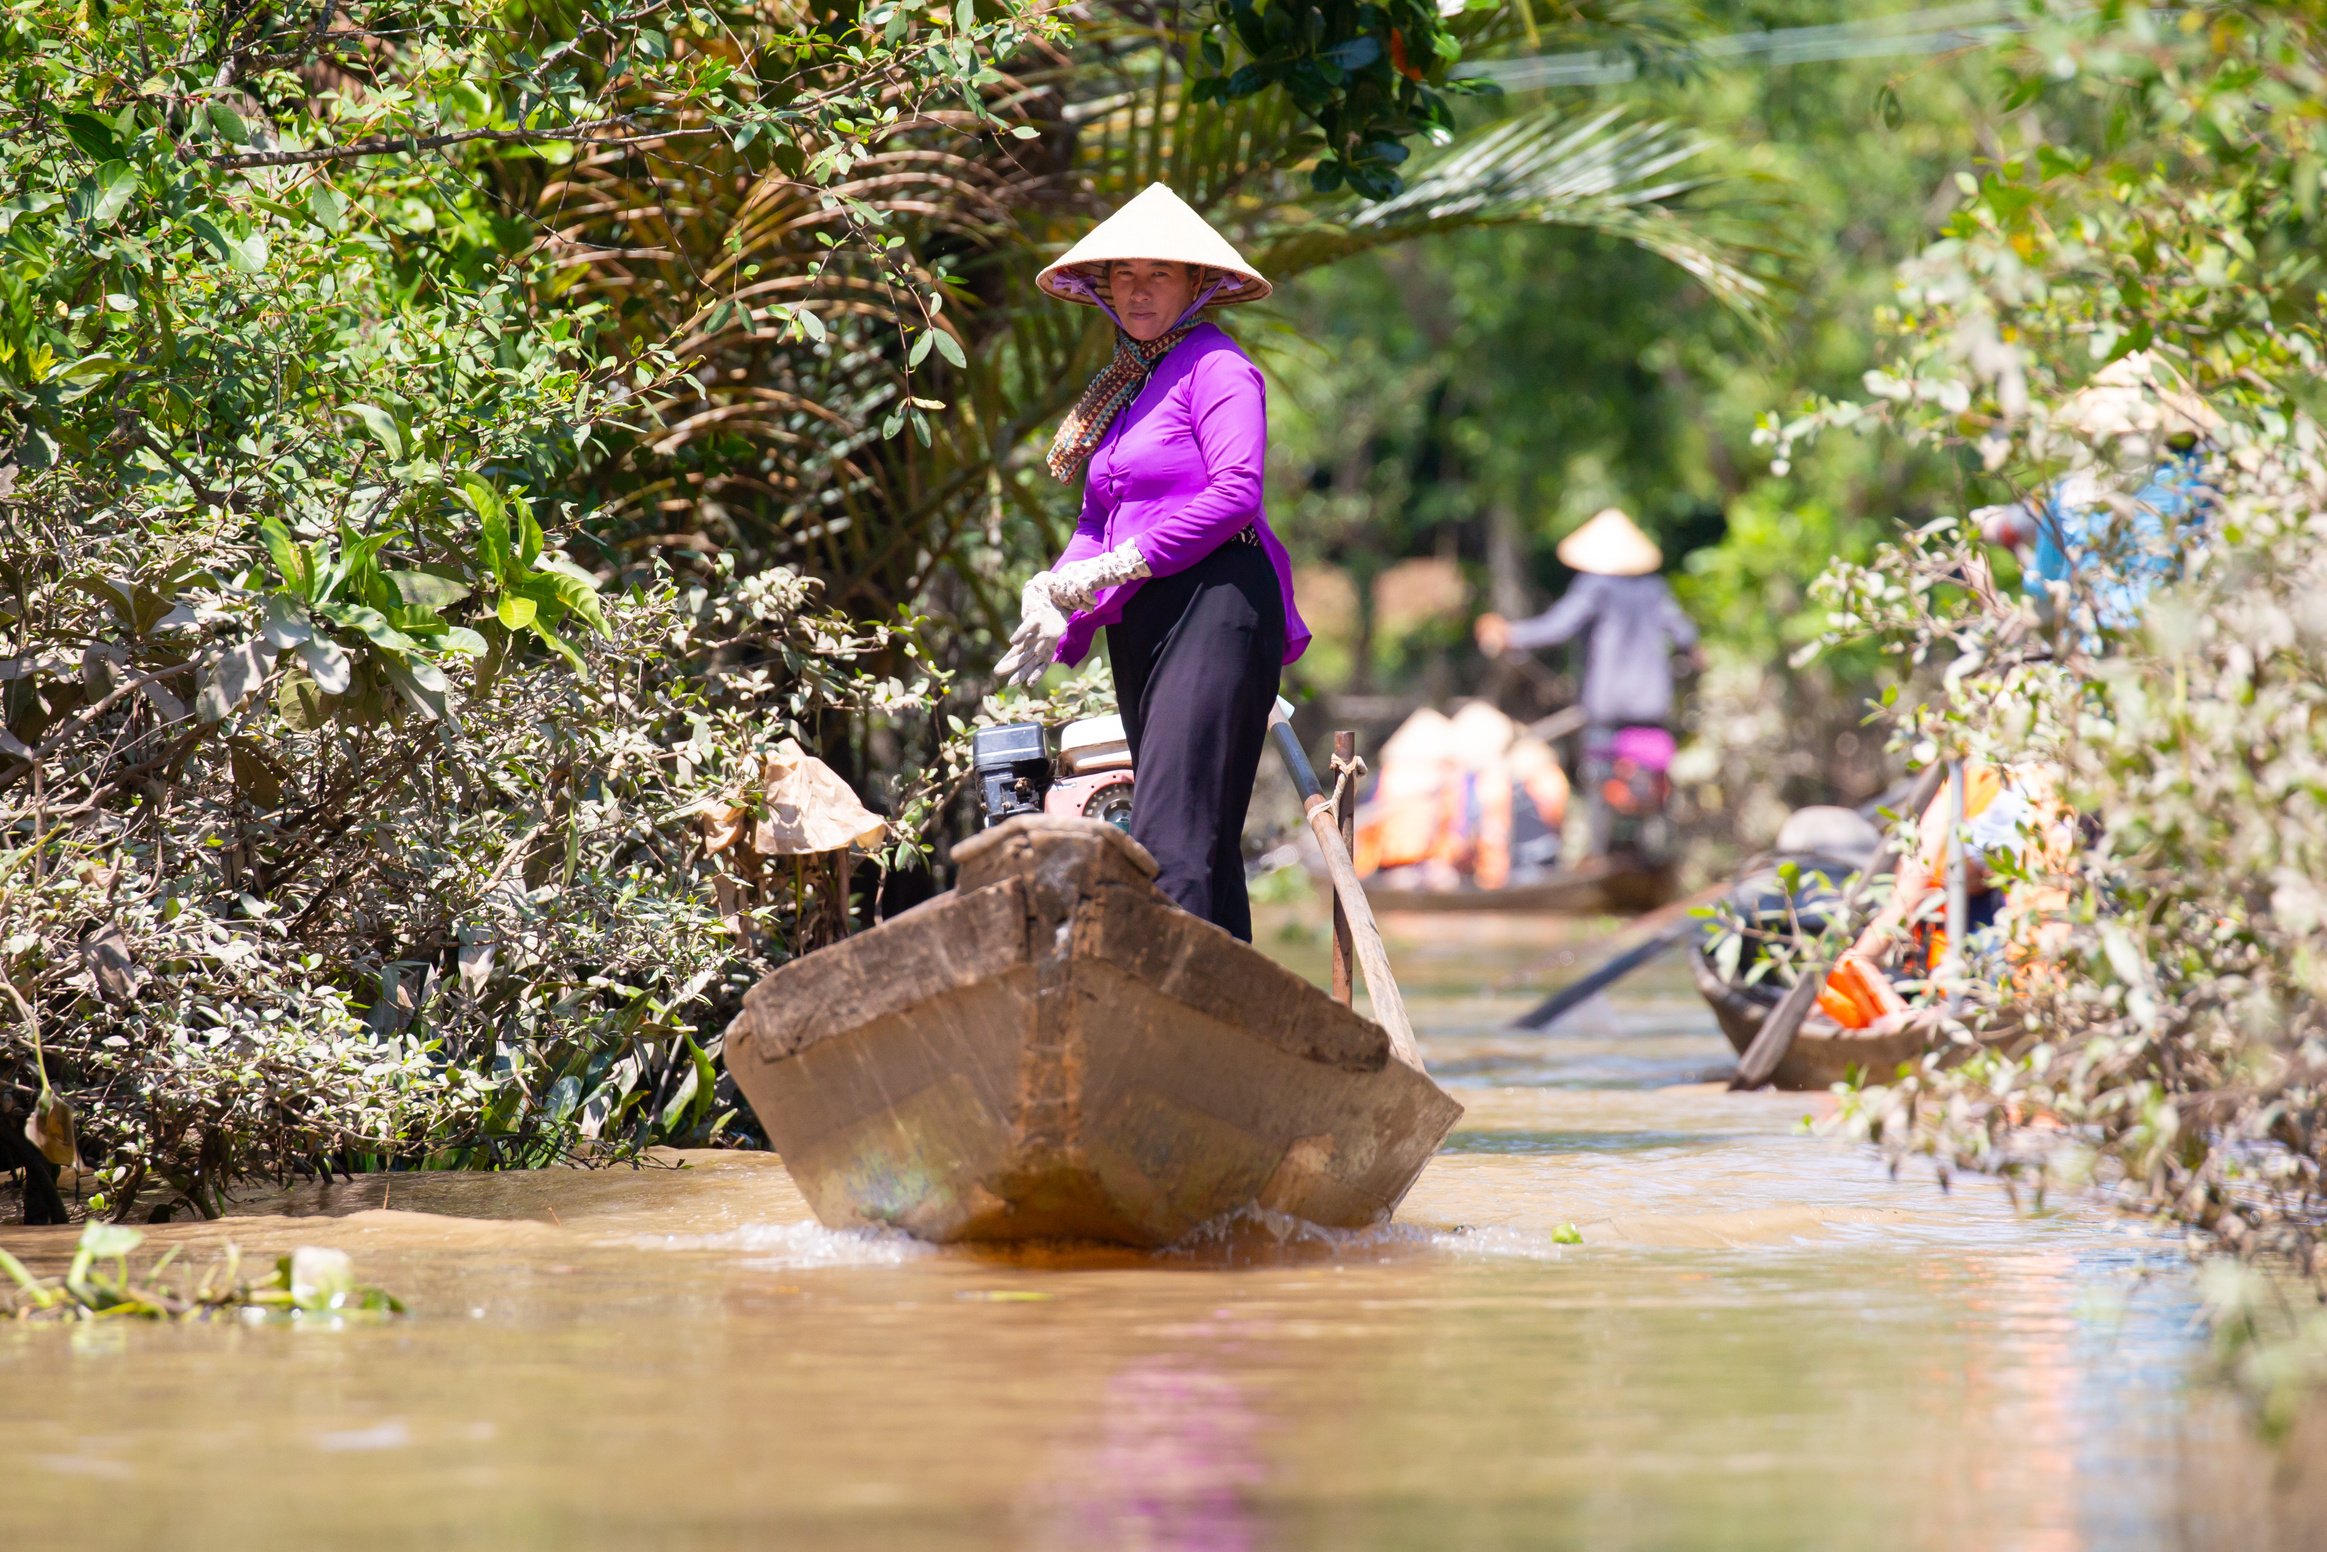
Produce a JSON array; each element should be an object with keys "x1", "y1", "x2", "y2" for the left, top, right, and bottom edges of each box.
[{"x1": 2027, "y1": 449, "x2": 2214, "y2": 629}]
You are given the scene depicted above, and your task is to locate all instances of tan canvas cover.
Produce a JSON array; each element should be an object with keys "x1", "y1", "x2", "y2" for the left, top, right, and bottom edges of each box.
[
  {"x1": 1446, "y1": 700, "x2": 1520, "y2": 768},
  {"x1": 1355, "y1": 702, "x2": 1569, "y2": 881},
  {"x1": 1376, "y1": 706, "x2": 1457, "y2": 768},
  {"x1": 756, "y1": 740, "x2": 886, "y2": 855},
  {"x1": 703, "y1": 739, "x2": 886, "y2": 858}
]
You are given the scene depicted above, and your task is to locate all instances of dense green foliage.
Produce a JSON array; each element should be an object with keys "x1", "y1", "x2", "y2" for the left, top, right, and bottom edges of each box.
[
  {"x1": 1795, "y1": 3, "x2": 2327, "y2": 1280},
  {"x1": 1269, "y1": 0, "x2": 2001, "y2": 845},
  {"x1": 1190, "y1": 0, "x2": 1496, "y2": 197},
  {"x1": 0, "y1": 0, "x2": 1049, "y2": 1213}
]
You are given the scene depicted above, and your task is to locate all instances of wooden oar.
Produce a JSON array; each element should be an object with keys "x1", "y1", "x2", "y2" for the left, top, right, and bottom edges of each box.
[
  {"x1": 1509, "y1": 878, "x2": 1732, "y2": 1031},
  {"x1": 1524, "y1": 704, "x2": 1588, "y2": 743},
  {"x1": 1266, "y1": 702, "x2": 1425, "y2": 1072},
  {"x1": 1729, "y1": 760, "x2": 1947, "y2": 1090}
]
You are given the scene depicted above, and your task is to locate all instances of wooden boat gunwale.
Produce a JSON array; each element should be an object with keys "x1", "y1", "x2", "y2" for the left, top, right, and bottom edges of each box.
[
  {"x1": 1357, "y1": 853, "x2": 1677, "y2": 915},
  {"x1": 1689, "y1": 942, "x2": 2022, "y2": 1091}
]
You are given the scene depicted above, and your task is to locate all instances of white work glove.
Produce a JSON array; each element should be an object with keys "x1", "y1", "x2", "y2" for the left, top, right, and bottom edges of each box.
[
  {"x1": 993, "y1": 572, "x2": 1069, "y2": 689},
  {"x1": 992, "y1": 543, "x2": 1152, "y2": 689},
  {"x1": 1045, "y1": 540, "x2": 1151, "y2": 615}
]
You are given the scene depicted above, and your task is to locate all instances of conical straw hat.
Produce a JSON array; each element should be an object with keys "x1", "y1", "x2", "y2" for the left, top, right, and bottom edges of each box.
[
  {"x1": 1038, "y1": 183, "x2": 1271, "y2": 307},
  {"x1": 1556, "y1": 507, "x2": 1661, "y2": 577},
  {"x1": 2058, "y1": 351, "x2": 2221, "y2": 441}
]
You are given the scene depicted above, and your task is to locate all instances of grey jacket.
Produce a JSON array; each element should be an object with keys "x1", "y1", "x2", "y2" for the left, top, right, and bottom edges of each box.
[{"x1": 1505, "y1": 572, "x2": 1697, "y2": 727}]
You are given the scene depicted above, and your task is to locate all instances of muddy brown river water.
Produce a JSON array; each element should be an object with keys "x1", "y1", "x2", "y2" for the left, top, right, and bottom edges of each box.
[{"x1": 6, "y1": 911, "x2": 2319, "y2": 1549}]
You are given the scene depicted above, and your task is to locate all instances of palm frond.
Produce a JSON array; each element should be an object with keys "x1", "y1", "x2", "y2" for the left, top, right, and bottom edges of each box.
[{"x1": 1253, "y1": 107, "x2": 1777, "y2": 321}]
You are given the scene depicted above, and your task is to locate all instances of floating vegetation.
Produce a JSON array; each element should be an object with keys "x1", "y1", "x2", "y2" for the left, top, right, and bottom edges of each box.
[{"x1": 0, "y1": 1224, "x2": 402, "y2": 1322}]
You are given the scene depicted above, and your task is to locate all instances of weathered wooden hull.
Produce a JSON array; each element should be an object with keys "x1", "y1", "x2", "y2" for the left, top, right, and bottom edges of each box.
[
  {"x1": 1689, "y1": 947, "x2": 2018, "y2": 1091},
  {"x1": 725, "y1": 818, "x2": 1463, "y2": 1247},
  {"x1": 1363, "y1": 858, "x2": 1675, "y2": 916}
]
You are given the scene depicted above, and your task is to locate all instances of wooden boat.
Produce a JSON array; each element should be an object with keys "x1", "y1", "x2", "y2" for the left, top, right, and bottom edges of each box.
[
  {"x1": 1689, "y1": 945, "x2": 2020, "y2": 1091},
  {"x1": 723, "y1": 816, "x2": 1464, "y2": 1247},
  {"x1": 1361, "y1": 854, "x2": 1676, "y2": 916}
]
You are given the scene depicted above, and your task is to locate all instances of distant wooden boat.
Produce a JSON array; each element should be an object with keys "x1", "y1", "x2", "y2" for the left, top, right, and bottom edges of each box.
[
  {"x1": 724, "y1": 817, "x2": 1464, "y2": 1247},
  {"x1": 1362, "y1": 854, "x2": 1676, "y2": 915},
  {"x1": 1689, "y1": 946, "x2": 2019, "y2": 1091}
]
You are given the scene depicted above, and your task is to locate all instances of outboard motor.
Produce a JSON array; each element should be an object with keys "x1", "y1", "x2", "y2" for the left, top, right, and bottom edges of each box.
[
  {"x1": 1044, "y1": 714, "x2": 1135, "y2": 831},
  {"x1": 971, "y1": 716, "x2": 1137, "y2": 831},
  {"x1": 972, "y1": 722, "x2": 1053, "y2": 826}
]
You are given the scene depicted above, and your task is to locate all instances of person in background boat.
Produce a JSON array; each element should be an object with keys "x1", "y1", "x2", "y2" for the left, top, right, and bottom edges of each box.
[
  {"x1": 1350, "y1": 702, "x2": 1570, "y2": 893},
  {"x1": 1824, "y1": 356, "x2": 2223, "y2": 1027},
  {"x1": 1472, "y1": 507, "x2": 1700, "y2": 861},
  {"x1": 1813, "y1": 764, "x2": 2081, "y2": 1028},
  {"x1": 1973, "y1": 351, "x2": 2220, "y2": 636},
  {"x1": 992, "y1": 184, "x2": 1308, "y2": 942}
]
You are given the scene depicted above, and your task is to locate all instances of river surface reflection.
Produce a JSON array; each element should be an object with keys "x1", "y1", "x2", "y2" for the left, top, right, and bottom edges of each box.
[{"x1": 4, "y1": 910, "x2": 2315, "y2": 1549}]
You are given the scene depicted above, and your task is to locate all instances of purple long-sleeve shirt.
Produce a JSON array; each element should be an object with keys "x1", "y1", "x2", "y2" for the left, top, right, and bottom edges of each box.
[{"x1": 1050, "y1": 323, "x2": 1309, "y2": 667}]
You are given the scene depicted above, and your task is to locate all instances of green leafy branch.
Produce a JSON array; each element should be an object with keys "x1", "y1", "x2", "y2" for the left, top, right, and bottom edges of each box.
[{"x1": 1189, "y1": 0, "x2": 1502, "y2": 197}]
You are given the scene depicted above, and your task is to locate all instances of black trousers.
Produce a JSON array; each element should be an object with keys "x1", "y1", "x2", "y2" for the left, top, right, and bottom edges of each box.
[{"x1": 1107, "y1": 540, "x2": 1285, "y2": 942}]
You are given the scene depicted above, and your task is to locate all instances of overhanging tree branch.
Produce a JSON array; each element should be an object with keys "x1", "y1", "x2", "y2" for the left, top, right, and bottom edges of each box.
[{"x1": 203, "y1": 117, "x2": 690, "y2": 169}]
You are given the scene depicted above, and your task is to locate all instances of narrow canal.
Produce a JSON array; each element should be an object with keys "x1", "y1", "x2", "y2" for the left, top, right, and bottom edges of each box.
[{"x1": 5, "y1": 909, "x2": 2314, "y2": 1549}]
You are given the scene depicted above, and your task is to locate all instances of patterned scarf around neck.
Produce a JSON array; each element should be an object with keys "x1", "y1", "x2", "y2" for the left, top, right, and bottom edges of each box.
[{"x1": 1046, "y1": 321, "x2": 1198, "y2": 482}]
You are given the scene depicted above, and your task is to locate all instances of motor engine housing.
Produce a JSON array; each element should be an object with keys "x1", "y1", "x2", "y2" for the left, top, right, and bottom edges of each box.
[
  {"x1": 973, "y1": 716, "x2": 1137, "y2": 831},
  {"x1": 971, "y1": 722, "x2": 1052, "y2": 826}
]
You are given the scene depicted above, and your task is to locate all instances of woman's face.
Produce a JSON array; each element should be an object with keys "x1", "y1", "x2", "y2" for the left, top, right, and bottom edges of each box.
[{"x1": 1106, "y1": 260, "x2": 1199, "y2": 342}]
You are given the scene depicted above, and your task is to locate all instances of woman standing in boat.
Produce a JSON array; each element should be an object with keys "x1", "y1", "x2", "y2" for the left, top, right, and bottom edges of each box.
[{"x1": 994, "y1": 184, "x2": 1309, "y2": 942}]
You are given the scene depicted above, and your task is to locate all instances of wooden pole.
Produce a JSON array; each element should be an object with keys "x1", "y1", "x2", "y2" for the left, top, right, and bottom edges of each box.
[
  {"x1": 1267, "y1": 705, "x2": 1424, "y2": 1072},
  {"x1": 1941, "y1": 755, "x2": 1967, "y2": 1012},
  {"x1": 1330, "y1": 729, "x2": 1356, "y2": 1006},
  {"x1": 1304, "y1": 798, "x2": 1423, "y2": 1070}
]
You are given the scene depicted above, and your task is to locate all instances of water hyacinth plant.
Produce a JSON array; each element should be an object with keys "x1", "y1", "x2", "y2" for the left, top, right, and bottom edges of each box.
[{"x1": 0, "y1": 1222, "x2": 401, "y2": 1320}]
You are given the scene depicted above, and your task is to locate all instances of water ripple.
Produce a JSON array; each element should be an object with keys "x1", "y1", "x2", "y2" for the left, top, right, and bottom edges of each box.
[{"x1": 620, "y1": 1220, "x2": 935, "y2": 1268}]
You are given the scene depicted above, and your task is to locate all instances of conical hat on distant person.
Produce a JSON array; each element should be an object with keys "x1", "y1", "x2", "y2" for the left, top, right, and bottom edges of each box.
[
  {"x1": 1774, "y1": 804, "x2": 1881, "y2": 868},
  {"x1": 1038, "y1": 183, "x2": 1272, "y2": 306},
  {"x1": 1555, "y1": 507, "x2": 1662, "y2": 577},
  {"x1": 2058, "y1": 351, "x2": 2222, "y2": 442}
]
